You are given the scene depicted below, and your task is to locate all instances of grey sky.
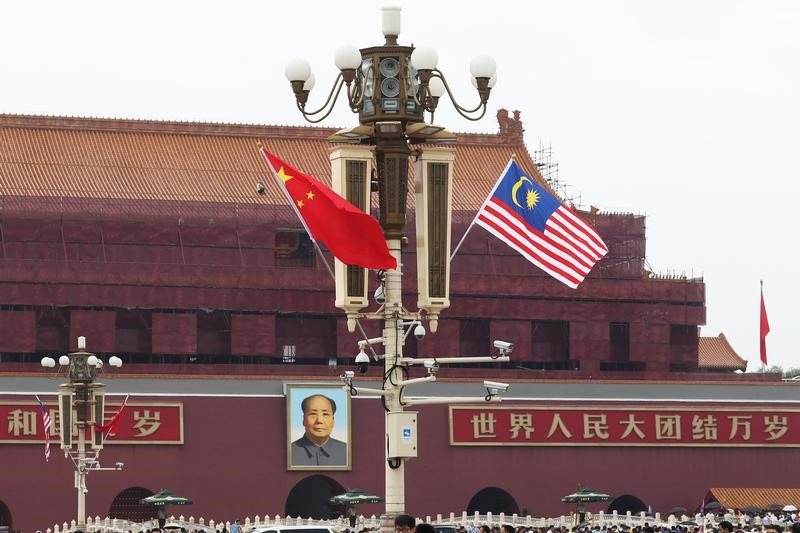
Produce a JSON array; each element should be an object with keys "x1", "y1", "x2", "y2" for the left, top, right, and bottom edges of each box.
[{"x1": 0, "y1": 1, "x2": 796, "y2": 370}]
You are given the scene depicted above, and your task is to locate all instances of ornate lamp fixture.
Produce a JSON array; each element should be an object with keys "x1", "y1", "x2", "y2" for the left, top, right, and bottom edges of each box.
[
  {"x1": 40, "y1": 336, "x2": 124, "y2": 528},
  {"x1": 282, "y1": 7, "x2": 501, "y2": 522},
  {"x1": 284, "y1": 6, "x2": 496, "y2": 126}
]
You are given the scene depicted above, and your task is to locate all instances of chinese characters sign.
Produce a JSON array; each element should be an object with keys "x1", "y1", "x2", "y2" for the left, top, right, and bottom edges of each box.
[
  {"x1": 1, "y1": 401, "x2": 183, "y2": 445},
  {"x1": 450, "y1": 405, "x2": 800, "y2": 447}
]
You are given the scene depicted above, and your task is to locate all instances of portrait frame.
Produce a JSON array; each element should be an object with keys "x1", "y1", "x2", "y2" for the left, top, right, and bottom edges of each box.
[{"x1": 286, "y1": 383, "x2": 352, "y2": 471}]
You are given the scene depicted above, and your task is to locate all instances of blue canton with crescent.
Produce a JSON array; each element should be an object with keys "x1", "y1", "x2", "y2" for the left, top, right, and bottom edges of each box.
[{"x1": 490, "y1": 161, "x2": 560, "y2": 233}]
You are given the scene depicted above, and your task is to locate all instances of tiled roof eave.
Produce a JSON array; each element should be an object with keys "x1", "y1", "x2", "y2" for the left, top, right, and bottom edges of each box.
[{"x1": 0, "y1": 114, "x2": 339, "y2": 140}]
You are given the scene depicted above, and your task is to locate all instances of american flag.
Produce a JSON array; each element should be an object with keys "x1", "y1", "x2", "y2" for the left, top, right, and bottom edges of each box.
[
  {"x1": 35, "y1": 395, "x2": 51, "y2": 462},
  {"x1": 475, "y1": 160, "x2": 608, "y2": 288}
]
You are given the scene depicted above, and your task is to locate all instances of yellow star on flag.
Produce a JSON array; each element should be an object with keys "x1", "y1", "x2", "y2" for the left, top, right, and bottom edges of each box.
[
  {"x1": 306, "y1": 191, "x2": 315, "y2": 200},
  {"x1": 296, "y1": 199, "x2": 304, "y2": 208},
  {"x1": 278, "y1": 167, "x2": 293, "y2": 183}
]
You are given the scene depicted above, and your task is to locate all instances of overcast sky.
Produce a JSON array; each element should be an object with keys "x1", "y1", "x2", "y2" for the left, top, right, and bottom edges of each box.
[{"x1": 1, "y1": 1, "x2": 797, "y2": 371}]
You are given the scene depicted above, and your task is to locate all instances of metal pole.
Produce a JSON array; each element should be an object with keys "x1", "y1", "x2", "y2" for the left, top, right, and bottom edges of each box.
[
  {"x1": 77, "y1": 403, "x2": 86, "y2": 528},
  {"x1": 383, "y1": 238, "x2": 404, "y2": 521}
]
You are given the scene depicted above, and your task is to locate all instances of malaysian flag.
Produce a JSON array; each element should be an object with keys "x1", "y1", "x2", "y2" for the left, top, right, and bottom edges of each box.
[
  {"x1": 475, "y1": 160, "x2": 608, "y2": 288},
  {"x1": 34, "y1": 395, "x2": 51, "y2": 462}
]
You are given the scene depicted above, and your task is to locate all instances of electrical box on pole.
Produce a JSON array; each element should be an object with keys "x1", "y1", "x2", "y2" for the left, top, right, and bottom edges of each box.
[{"x1": 387, "y1": 411, "x2": 418, "y2": 458}]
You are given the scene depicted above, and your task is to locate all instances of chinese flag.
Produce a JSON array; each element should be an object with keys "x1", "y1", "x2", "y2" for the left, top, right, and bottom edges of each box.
[
  {"x1": 760, "y1": 283, "x2": 770, "y2": 366},
  {"x1": 260, "y1": 148, "x2": 396, "y2": 270},
  {"x1": 95, "y1": 395, "x2": 128, "y2": 437}
]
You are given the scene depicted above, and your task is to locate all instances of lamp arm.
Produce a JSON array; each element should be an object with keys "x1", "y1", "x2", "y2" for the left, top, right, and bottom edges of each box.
[
  {"x1": 407, "y1": 70, "x2": 428, "y2": 108},
  {"x1": 349, "y1": 386, "x2": 390, "y2": 397},
  {"x1": 297, "y1": 74, "x2": 346, "y2": 122},
  {"x1": 402, "y1": 396, "x2": 501, "y2": 406},
  {"x1": 346, "y1": 65, "x2": 373, "y2": 112},
  {"x1": 433, "y1": 71, "x2": 488, "y2": 121}
]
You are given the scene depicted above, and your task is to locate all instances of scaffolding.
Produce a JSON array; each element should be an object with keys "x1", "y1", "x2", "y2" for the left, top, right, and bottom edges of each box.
[{"x1": 533, "y1": 141, "x2": 581, "y2": 209}]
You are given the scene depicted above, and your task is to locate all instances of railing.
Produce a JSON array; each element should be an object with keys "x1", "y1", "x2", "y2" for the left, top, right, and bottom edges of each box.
[{"x1": 47, "y1": 510, "x2": 762, "y2": 533}]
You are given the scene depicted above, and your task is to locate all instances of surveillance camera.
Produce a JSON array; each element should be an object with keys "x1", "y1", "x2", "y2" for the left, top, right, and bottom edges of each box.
[
  {"x1": 340, "y1": 370, "x2": 355, "y2": 380},
  {"x1": 373, "y1": 285, "x2": 386, "y2": 305},
  {"x1": 483, "y1": 380, "x2": 510, "y2": 393},
  {"x1": 355, "y1": 350, "x2": 370, "y2": 374},
  {"x1": 493, "y1": 340, "x2": 513, "y2": 351},
  {"x1": 82, "y1": 487, "x2": 88, "y2": 494},
  {"x1": 115, "y1": 462, "x2": 124, "y2": 470},
  {"x1": 413, "y1": 323, "x2": 426, "y2": 340},
  {"x1": 423, "y1": 359, "x2": 439, "y2": 374},
  {"x1": 256, "y1": 181, "x2": 267, "y2": 195}
]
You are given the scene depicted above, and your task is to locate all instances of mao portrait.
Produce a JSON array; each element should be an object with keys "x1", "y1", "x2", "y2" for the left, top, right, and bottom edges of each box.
[{"x1": 286, "y1": 384, "x2": 351, "y2": 470}]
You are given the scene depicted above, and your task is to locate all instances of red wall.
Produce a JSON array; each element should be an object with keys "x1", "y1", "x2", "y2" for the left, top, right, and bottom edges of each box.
[
  {"x1": 2, "y1": 394, "x2": 797, "y2": 531},
  {"x1": 0, "y1": 208, "x2": 707, "y2": 380}
]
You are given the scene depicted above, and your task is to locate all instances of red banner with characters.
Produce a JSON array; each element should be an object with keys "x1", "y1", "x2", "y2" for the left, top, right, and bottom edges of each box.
[
  {"x1": 1, "y1": 401, "x2": 183, "y2": 445},
  {"x1": 450, "y1": 405, "x2": 800, "y2": 447}
]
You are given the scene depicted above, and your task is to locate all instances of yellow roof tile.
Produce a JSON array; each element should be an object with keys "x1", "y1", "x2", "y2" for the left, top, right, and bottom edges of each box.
[
  {"x1": 708, "y1": 487, "x2": 800, "y2": 510},
  {"x1": 698, "y1": 334, "x2": 747, "y2": 370},
  {"x1": 0, "y1": 112, "x2": 551, "y2": 216}
]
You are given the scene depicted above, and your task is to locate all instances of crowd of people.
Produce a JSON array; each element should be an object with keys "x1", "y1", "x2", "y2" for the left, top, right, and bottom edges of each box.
[
  {"x1": 28, "y1": 510, "x2": 800, "y2": 533},
  {"x1": 384, "y1": 515, "x2": 800, "y2": 533}
]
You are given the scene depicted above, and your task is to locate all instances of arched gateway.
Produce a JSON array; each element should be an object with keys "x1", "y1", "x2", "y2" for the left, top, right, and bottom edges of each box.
[
  {"x1": 607, "y1": 494, "x2": 647, "y2": 515},
  {"x1": 467, "y1": 487, "x2": 519, "y2": 515},
  {"x1": 285, "y1": 475, "x2": 346, "y2": 519},
  {"x1": 108, "y1": 487, "x2": 156, "y2": 522},
  {"x1": 0, "y1": 499, "x2": 12, "y2": 529}
]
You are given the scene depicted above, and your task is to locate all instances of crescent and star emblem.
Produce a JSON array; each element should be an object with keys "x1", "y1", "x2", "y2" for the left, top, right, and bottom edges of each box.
[{"x1": 511, "y1": 175, "x2": 540, "y2": 210}]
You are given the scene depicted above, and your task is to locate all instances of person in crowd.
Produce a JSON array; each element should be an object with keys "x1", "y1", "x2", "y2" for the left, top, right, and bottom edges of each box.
[
  {"x1": 416, "y1": 524, "x2": 436, "y2": 533},
  {"x1": 395, "y1": 514, "x2": 416, "y2": 533}
]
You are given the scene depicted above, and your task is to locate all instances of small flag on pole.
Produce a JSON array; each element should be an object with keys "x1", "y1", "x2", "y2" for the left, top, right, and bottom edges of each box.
[
  {"x1": 259, "y1": 147, "x2": 396, "y2": 270},
  {"x1": 96, "y1": 395, "x2": 129, "y2": 438},
  {"x1": 475, "y1": 160, "x2": 608, "y2": 288},
  {"x1": 760, "y1": 281, "x2": 770, "y2": 366},
  {"x1": 34, "y1": 395, "x2": 51, "y2": 462}
]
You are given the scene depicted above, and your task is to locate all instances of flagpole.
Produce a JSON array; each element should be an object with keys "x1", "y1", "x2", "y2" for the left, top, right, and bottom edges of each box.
[
  {"x1": 450, "y1": 158, "x2": 516, "y2": 261},
  {"x1": 761, "y1": 279, "x2": 764, "y2": 373},
  {"x1": 259, "y1": 146, "x2": 336, "y2": 276},
  {"x1": 258, "y1": 145, "x2": 381, "y2": 360},
  {"x1": 760, "y1": 279, "x2": 771, "y2": 372}
]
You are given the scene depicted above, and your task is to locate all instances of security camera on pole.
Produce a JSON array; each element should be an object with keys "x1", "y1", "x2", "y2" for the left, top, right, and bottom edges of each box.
[{"x1": 284, "y1": 5, "x2": 500, "y2": 528}]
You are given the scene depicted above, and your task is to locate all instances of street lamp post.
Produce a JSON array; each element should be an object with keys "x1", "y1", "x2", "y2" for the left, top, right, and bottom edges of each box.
[
  {"x1": 40, "y1": 336, "x2": 123, "y2": 529},
  {"x1": 284, "y1": 6, "x2": 505, "y2": 524}
]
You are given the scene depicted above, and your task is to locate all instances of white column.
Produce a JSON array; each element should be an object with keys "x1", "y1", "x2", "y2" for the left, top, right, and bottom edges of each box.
[
  {"x1": 77, "y1": 421, "x2": 86, "y2": 528},
  {"x1": 383, "y1": 237, "x2": 405, "y2": 519}
]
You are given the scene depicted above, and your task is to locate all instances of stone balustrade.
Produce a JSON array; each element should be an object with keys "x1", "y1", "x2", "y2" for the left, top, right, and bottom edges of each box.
[{"x1": 46, "y1": 510, "x2": 768, "y2": 533}]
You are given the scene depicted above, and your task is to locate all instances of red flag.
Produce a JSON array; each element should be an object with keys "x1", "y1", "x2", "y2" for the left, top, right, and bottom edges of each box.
[
  {"x1": 760, "y1": 283, "x2": 770, "y2": 366},
  {"x1": 259, "y1": 147, "x2": 396, "y2": 270},
  {"x1": 96, "y1": 395, "x2": 129, "y2": 438}
]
